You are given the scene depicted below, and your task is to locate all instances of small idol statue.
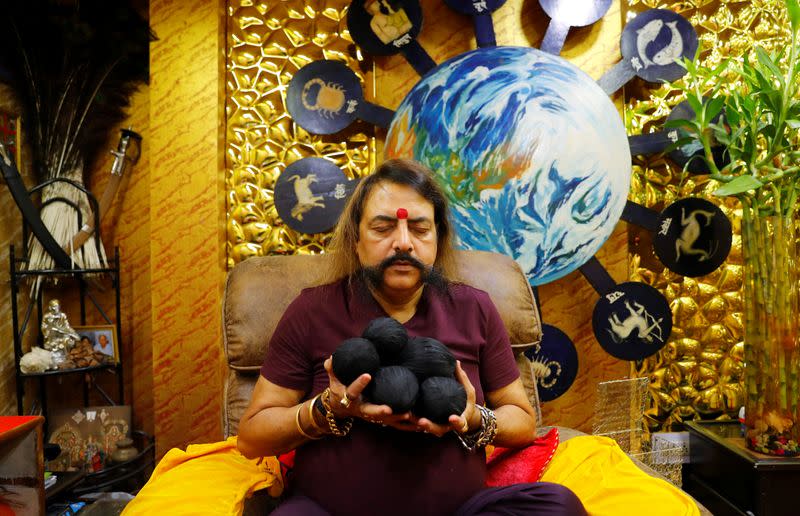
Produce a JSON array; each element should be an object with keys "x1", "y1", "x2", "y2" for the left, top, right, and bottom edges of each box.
[{"x1": 41, "y1": 299, "x2": 80, "y2": 366}]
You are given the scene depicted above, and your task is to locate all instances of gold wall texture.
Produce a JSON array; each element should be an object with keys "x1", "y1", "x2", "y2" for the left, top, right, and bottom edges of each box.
[
  {"x1": 226, "y1": 2, "x2": 377, "y2": 267},
  {"x1": 225, "y1": 0, "x2": 630, "y2": 433},
  {"x1": 624, "y1": 0, "x2": 791, "y2": 431}
]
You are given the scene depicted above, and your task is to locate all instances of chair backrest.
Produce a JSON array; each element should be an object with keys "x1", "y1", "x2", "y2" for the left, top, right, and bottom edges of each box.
[{"x1": 222, "y1": 250, "x2": 542, "y2": 437}]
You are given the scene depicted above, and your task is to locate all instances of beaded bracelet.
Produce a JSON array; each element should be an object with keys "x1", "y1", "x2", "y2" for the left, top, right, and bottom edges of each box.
[
  {"x1": 295, "y1": 403, "x2": 322, "y2": 440},
  {"x1": 320, "y1": 388, "x2": 353, "y2": 437},
  {"x1": 456, "y1": 405, "x2": 497, "y2": 452}
]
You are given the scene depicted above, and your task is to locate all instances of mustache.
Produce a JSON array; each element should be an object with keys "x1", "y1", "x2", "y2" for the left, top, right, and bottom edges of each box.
[{"x1": 358, "y1": 251, "x2": 449, "y2": 292}]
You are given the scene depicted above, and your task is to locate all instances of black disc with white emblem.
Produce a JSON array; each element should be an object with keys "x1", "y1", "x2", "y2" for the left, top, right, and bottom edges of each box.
[
  {"x1": 653, "y1": 197, "x2": 731, "y2": 277},
  {"x1": 592, "y1": 282, "x2": 671, "y2": 361},
  {"x1": 347, "y1": 0, "x2": 423, "y2": 56},
  {"x1": 523, "y1": 324, "x2": 578, "y2": 402},
  {"x1": 286, "y1": 60, "x2": 363, "y2": 135},
  {"x1": 620, "y1": 9, "x2": 698, "y2": 83},
  {"x1": 274, "y1": 158, "x2": 357, "y2": 234}
]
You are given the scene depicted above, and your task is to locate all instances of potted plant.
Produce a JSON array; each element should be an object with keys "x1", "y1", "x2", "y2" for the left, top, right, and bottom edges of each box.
[{"x1": 668, "y1": 0, "x2": 800, "y2": 455}]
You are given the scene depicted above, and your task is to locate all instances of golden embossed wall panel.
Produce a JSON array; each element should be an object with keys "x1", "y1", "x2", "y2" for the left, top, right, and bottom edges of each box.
[
  {"x1": 623, "y1": 0, "x2": 790, "y2": 430},
  {"x1": 150, "y1": 0, "x2": 227, "y2": 456},
  {"x1": 226, "y1": 1, "x2": 376, "y2": 266}
]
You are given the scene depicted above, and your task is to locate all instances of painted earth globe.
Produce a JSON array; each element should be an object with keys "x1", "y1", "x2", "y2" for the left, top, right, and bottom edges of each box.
[{"x1": 385, "y1": 46, "x2": 631, "y2": 285}]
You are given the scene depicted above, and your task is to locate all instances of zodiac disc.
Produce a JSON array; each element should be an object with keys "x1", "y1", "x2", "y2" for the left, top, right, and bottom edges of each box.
[
  {"x1": 286, "y1": 60, "x2": 363, "y2": 135},
  {"x1": 347, "y1": 0, "x2": 423, "y2": 56},
  {"x1": 274, "y1": 158, "x2": 356, "y2": 234},
  {"x1": 592, "y1": 282, "x2": 672, "y2": 361},
  {"x1": 653, "y1": 197, "x2": 732, "y2": 277},
  {"x1": 620, "y1": 9, "x2": 698, "y2": 83},
  {"x1": 523, "y1": 323, "x2": 578, "y2": 401}
]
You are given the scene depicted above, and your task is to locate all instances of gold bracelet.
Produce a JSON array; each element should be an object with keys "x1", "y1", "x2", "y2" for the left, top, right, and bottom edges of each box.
[
  {"x1": 321, "y1": 388, "x2": 353, "y2": 437},
  {"x1": 307, "y1": 394, "x2": 324, "y2": 433},
  {"x1": 295, "y1": 404, "x2": 322, "y2": 440}
]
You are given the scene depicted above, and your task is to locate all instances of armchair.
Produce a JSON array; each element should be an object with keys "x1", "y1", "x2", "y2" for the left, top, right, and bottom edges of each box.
[{"x1": 221, "y1": 249, "x2": 710, "y2": 515}]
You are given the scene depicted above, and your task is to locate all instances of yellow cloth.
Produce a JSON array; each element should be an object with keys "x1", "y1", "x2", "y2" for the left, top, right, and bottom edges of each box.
[
  {"x1": 122, "y1": 436, "x2": 283, "y2": 516},
  {"x1": 540, "y1": 436, "x2": 700, "y2": 516},
  {"x1": 123, "y1": 434, "x2": 698, "y2": 516}
]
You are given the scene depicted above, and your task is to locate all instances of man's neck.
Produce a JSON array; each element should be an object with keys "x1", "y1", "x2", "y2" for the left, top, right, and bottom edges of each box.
[{"x1": 369, "y1": 284, "x2": 425, "y2": 323}]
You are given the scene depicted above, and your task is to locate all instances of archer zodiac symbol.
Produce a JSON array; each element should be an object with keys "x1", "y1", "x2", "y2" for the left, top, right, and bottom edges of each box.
[
  {"x1": 636, "y1": 18, "x2": 684, "y2": 68},
  {"x1": 530, "y1": 356, "x2": 562, "y2": 389},
  {"x1": 675, "y1": 207, "x2": 717, "y2": 261},
  {"x1": 302, "y1": 79, "x2": 346, "y2": 118},
  {"x1": 289, "y1": 174, "x2": 326, "y2": 221},
  {"x1": 607, "y1": 300, "x2": 664, "y2": 344}
]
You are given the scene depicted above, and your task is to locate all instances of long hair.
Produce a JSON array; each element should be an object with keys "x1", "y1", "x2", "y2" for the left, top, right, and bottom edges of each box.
[{"x1": 325, "y1": 159, "x2": 458, "y2": 284}]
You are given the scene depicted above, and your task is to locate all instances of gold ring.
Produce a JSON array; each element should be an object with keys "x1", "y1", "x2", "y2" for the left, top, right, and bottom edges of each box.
[{"x1": 340, "y1": 395, "x2": 352, "y2": 408}]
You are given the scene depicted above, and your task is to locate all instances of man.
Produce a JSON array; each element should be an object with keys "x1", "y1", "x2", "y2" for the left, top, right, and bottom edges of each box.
[
  {"x1": 237, "y1": 159, "x2": 585, "y2": 515},
  {"x1": 94, "y1": 333, "x2": 114, "y2": 356}
]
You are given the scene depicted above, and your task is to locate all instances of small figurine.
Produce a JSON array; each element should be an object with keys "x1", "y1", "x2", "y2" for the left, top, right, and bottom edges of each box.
[{"x1": 41, "y1": 299, "x2": 80, "y2": 366}]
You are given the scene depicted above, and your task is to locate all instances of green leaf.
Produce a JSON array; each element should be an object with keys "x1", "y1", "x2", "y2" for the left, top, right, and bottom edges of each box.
[
  {"x1": 705, "y1": 95, "x2": 726, "y2": 122},
  {"x1": 787, "y1": 119, "x2": 800, "y2": 129},
  {"x1": 714, "y1": 175, "x2": 764, "y2": 196},
  {"x1": 787, "y1": 0, "x2": 800, "y2": 34},
  {"x1": 755, "y1": 47, "x2": 784, "y2": 84}
]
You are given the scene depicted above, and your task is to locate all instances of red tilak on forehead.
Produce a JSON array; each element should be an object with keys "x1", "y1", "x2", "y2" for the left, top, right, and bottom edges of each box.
[{"x1": 396, "y1": 207, "x2": 408, "y2": 219}]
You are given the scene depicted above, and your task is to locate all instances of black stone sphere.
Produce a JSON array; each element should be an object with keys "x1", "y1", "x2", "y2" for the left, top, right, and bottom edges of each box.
[
  {"x1": 332, "y1": 337, "x2": 380, "y2": 386},
  {"x1": 366, "y1": 366, "x2": 419, "y2": 413},
  {"x1": 362, "y1": 317, "x2": 408, "y2": 364},
  {"x1": 397, "y1": 336, "x2": 456, "y2": 379},
  {"x1": 417, "y1": 376, "x2": 467, "y2": 424}
]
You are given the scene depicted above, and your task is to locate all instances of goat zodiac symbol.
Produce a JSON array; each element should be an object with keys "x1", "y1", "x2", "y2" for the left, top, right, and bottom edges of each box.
[
  {"x1": 289, "y1": 174, "x2": 326, "y2": 221},
  {"x1": 675, "y1": 207, "x2": 717, "y2": 262},
  {"x1": 302, "y1": 79, "x2": 346, "y2": 118},
  {"x1": 607, "y1": 300, "x2": 664, "y2": 344}
]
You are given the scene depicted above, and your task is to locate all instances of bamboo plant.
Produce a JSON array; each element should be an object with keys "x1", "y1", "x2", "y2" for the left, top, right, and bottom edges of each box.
[{"x1": 667, "y1": 0, "x2": 800, "y2": 455}]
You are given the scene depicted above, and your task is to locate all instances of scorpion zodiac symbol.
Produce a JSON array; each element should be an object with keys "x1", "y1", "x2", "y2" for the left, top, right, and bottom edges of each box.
[
  {"x1": 607, "y1": 300, "x2": 664, "y2": 345},
  {"x1": 675, "y1": 207, "x2": 718, "y2": 262},
  {"x1": 289, "y1": 174, "x2": 326, "y2": 222},
  {"x1": 302, "y1": 79, "x2": 346, "y2": 118},
  {"x1": 527, "y1": 342, "x2": 562, "y2": 390}
]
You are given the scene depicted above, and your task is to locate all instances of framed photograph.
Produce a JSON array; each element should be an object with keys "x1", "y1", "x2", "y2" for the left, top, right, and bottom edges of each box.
[{"x1": 73, "y1": 325, "x2": 119, "y2": 364}]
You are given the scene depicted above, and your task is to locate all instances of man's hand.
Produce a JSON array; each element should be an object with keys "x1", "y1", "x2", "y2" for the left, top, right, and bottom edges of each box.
[
  {"x1": 416, "y1": 360, "x2": 479, "y2": 437},
  {"x1": 323, "y1": 356, "x2": 416, "y2": 428}
]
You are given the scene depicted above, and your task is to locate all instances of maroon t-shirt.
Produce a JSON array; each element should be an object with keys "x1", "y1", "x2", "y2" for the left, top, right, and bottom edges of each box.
[{"x1": 261, "y1": 278, "x2": 520, "y2": 516}]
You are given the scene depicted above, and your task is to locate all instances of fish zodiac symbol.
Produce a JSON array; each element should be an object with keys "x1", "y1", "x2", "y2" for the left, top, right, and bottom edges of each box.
[
  {"x1": 675, "y1": 207, "x2": 718, "y2": 262},
  {"x1": 302, "y1": 79, "x2": 346, "y2": 118},
  {"x1": 289, "y1": 174, "x2": 326, "y2": 221},
  {"x1": 607, "y1": 300, "x2": 664, "y2": 344},
  {"x1": 636, "y1": 18, "x2": 684, "y2": 68}
]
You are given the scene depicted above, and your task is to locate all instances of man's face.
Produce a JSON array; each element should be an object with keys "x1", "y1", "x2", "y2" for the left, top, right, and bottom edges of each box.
[
  {"x1": 99, "y1": 335, "x2": 108, "y2": 345},
  {"x1": 356, "y1": 182, "x2": 438, "y2": 294}
]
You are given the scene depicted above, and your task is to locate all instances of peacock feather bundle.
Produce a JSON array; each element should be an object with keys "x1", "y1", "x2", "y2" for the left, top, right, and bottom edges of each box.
[{"x1": 0, "y1": 0, "x2": 153, "y2": 270}]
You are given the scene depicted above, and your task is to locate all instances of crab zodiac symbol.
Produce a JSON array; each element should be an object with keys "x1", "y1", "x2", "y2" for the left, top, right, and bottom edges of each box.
[
  {"x1": 289, "y1": 174, "x2": 326, "y2": 221},
  {"x1": 607, "y1": 300, "x2": 664, "y2": 344},
  {"x1": 302, "y1": 78, "x2": 346, "y2": 118},
  {"x1": 675, "y1": 207, "x2": 717, "y2": 262}
]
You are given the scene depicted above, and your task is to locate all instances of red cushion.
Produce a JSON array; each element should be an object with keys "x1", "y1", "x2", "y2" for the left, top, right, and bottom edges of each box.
[{"x1": 485, "y1": 427, "x2": 559, "y2": 486}]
